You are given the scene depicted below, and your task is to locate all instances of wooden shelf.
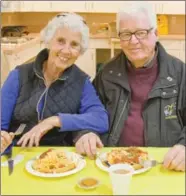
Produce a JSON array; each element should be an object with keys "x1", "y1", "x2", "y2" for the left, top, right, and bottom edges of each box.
[
  {"x1": 2, "y1": 35, "x2": 41, "y2": 55},
  {"x1": 158, "y1": 35, "x2": 185, "y2": 40}
]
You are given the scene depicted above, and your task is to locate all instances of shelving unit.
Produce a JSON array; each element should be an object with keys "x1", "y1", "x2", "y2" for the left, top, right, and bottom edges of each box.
[{"x1": 1, "y1": 1, "x2": 185, "y2": 80}]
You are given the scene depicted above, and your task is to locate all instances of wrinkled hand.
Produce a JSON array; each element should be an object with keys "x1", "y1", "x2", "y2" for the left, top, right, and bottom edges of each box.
[
  {"x1": 17, "y1": 116, "x2": 60, "y2": 147},
  {"x1": 163, "y1": 144, "x2": 185, "y2": 171},
  {"x1": 1, "y1": 131, "x2": 14, "y2": 153},
  {"x1": 75, "y1": 132, "x2": 103, "y2": 159}
]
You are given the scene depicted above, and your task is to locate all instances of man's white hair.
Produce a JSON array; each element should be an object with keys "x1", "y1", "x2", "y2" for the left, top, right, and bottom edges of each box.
[
  {"x1": 116, "y1": 1, "x2": 157, "y2": 34},
  {"x1": 40, "y1": 12, "x2": 89, "y2": 54}
]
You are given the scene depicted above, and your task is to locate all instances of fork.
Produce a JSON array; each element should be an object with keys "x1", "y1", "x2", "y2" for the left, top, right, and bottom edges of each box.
[
  {"x1": 96, "y1": 152, "x2": 111, "y2": 167},
  {"x1": 140, "y1": 159, "x2": 163, "y2": 168},
  {"x1": 13, "y1": 124, "x2": 26, "y2": 136}
]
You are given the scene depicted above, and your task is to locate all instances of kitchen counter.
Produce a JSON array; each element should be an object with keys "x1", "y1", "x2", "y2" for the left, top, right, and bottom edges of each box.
[
  {"x1": 159, "y1": 34, "x2": 185, "y2": 40},
  {"x1": 1, "y1": 33, "x2": 41, "y2": 55},
  {"x1": 1, "y1": 33, "x2": 45, "y2": 72}
]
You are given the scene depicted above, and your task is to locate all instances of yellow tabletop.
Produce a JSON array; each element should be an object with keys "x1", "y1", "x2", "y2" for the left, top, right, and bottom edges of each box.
[{"x1": 1, "y1": 147, "x2": 185, "y2": 195}]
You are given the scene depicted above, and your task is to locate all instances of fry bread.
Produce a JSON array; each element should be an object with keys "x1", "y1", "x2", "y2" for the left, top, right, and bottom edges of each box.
[
  {"x1": 106, "y1": 147, "x2": 148, "y2": 170},
  {"x1": 32, "y1": 149, "x2": 76, "y2": 173}
]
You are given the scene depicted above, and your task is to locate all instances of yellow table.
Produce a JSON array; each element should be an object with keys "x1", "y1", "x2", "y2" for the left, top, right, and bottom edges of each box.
[{"x1": 1, "y1": 147, "x2": 185, "y2": 195}]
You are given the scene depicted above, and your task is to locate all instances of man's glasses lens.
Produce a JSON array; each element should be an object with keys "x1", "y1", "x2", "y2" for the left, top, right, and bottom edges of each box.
[{"x1": 119, "y1": 28, "x2": 153, "y2": 41}]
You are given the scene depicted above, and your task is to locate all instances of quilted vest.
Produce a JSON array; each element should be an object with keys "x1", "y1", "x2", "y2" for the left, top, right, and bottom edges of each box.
[{"x1": 9, "y1": 48, "x2": 88, "y2": 146}]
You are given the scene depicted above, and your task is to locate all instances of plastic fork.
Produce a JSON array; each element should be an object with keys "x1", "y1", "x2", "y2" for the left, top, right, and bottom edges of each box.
[
  {"x1": 96, "y1": 152, "x2": 111, "y2": 167},
  {"x1": 140, "y1": 159, "x2": 163, "y2": 168}
]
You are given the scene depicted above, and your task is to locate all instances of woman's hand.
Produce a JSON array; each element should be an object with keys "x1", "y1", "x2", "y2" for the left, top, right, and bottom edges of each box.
[
  {"x1": 163, "y1": 144, "x2": 185, "y2": 171},
  {"x1": 17, "y1": 116, "x2": 61, "y2": 147},
  {"x1": 1, "y1": 131, "x2": 14, "y2": 153}
]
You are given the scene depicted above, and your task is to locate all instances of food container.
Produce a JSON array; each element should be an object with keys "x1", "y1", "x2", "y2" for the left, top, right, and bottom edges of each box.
[
  {"x1": 157, "y1": 15, "x2": 169, "y2": 35},
  {"x1": 77, "y1": 177, "x2": 100, "y2": 190}
]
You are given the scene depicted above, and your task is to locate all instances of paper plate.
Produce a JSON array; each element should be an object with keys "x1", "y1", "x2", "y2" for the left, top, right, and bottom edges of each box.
[
  {"x1": 25, "y1": 151, "x2": 86, "y2": 178},
  {"x1": 95, "y1": 152, "x2": 152, "y2": 175}
]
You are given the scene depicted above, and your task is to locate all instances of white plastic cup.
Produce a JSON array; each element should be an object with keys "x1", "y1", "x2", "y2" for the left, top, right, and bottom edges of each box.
[{"x1": 108, "y1": 163, "x2": 134, "y2": 195}]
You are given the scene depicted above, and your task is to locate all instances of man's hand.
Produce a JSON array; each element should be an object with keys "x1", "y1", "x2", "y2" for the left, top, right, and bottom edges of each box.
[
  {"x1": 75, "y1": 132, "x2": 103, "y2": 159},
  {"x1": 1, "y1": 131, "x2": 14, "y2": 153},
  {"x1": 17, "y1": 116, "x2": 60, "y2": 147},
  {"x1": 163, "y1": 144, "x2": 185, "y2": 171}
]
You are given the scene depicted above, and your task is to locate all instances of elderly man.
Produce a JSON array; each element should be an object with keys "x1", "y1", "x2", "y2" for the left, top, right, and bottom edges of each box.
[{"x1": 76, "y1": 2, "x2": 185, "y2": 171}]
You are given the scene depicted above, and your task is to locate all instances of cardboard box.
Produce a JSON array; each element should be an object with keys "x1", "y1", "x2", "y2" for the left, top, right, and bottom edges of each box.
[{"x1": 157, "y1": 15, "x2": 168, "y2": 35}]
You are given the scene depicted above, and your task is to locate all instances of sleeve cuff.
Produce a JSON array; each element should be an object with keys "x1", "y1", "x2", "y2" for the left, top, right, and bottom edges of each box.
[{"x1": 58, "y1": 113, "x2": 81, "y2": 132}]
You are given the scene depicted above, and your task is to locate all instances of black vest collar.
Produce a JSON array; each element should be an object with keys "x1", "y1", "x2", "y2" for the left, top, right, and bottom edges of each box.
[{"x1": 33, "y1": 48, "x2": 74, "y2": 81}]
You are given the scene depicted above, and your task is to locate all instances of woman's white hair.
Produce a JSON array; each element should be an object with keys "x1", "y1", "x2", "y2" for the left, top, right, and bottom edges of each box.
[
  {"x1": 116, "y1": 1, "x2": 157, "y2": 34},
  {"x1": 40, "y1": 12, "x2": 89, "y2": 54}
]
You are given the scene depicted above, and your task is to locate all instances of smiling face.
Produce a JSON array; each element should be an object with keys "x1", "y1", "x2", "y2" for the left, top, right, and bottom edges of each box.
[
  {"x1": 47, "y1": 27, "x2": 82, "y2": 71},
  {"x1": 119, "y1": 12, "x2": 158, "y2": 68}
]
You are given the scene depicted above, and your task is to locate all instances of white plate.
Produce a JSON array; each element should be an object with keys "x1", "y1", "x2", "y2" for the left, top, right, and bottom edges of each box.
[
  {"x1": 25, "y1": 151, "x2": 86, "y2": 178},
  {"x1": 95, "y1": 152, "x2": 152, "y2": 175}
]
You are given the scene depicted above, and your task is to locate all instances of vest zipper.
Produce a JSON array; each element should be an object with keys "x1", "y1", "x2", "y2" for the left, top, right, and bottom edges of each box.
[
  {"x1": 35, "y1": 71, "x2": 45, "y2": 81},
  {"x1": 40, "y1": 88, "x2": 49, "y2": 120},
  {"x1": 36, "y1": 87, "x2": 48, "y2": 122},
  {"x1": 40, "y1": 78, "x2": 67, "y2": 120},
  {"x1": 35, "y1": 71, "x2": 68, "y2": 122},
  {"x1": 35, "y1": 71, "x2": 49, "y2": 122}
]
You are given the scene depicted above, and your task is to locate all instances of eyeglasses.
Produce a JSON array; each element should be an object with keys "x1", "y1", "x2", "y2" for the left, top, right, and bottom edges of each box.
[
  {"x1": 119, "y1": 28, "x2": 153, "y2": 41},
  {"x1": 56, "y1": 13, "x2": 87, "y2": 25}
]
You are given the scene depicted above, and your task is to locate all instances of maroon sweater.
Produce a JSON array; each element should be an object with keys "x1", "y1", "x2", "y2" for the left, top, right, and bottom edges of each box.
[{"x1": 119, "y1": 57, "x2": 158, "y2": 146}]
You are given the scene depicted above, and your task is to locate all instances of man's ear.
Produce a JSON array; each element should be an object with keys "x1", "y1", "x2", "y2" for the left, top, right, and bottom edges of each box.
[
  {"x1": 154, "y1": 28, "x2": 158, "y2": 37},
  {"x1": 154, "y1": 28, "x2": 159, "y2": 42}
]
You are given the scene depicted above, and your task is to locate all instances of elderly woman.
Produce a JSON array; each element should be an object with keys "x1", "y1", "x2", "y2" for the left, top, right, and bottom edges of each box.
[{"x1": 1, "y1": 13, "x2": 108, "y2": 155}]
